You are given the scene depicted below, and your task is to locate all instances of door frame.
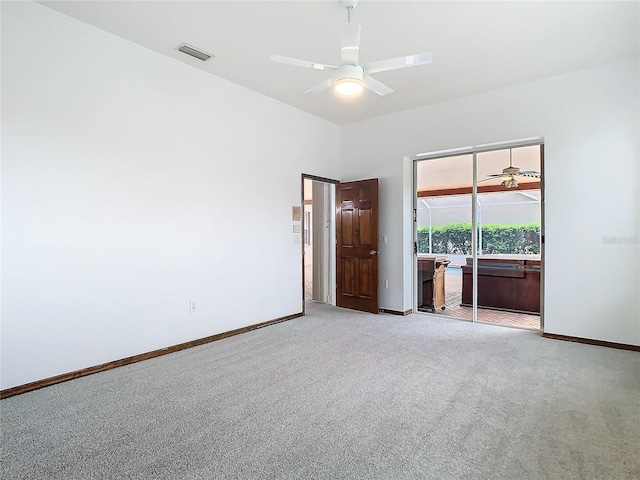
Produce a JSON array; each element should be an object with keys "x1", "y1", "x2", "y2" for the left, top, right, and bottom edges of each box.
[
  {"x1": 301, "y1": 174, "x2": 339, "y2": 315},
  {"x1": 411, "y1": 138, "x2": 545, "y2": 329}
]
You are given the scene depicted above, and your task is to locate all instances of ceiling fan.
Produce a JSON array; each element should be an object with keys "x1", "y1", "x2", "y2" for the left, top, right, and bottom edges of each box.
[
  {"x1": 269, "y1": 0, "x2": 432, "y2": 97},
  {"x1": 479, "y1": 148, "x2": 541, "y2": 188}
]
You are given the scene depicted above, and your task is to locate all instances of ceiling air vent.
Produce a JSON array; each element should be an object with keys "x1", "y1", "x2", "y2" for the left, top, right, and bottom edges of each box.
[{"x1": 177, "y1": 43, "x2": 213, "y2": 62}]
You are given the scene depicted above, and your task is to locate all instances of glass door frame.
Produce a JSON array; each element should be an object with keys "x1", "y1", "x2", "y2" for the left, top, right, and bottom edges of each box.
[{"x1": 412, "y1": 138, "x2": 545, "y2": 329}]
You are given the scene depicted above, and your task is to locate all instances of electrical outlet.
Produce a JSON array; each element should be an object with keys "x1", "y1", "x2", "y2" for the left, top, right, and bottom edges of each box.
[
  {"x1": 383, "y1": 280, "x2": 389, "y2": 288},
  {"x1": 189, "y1": 300, "x2": 196, "y2": 313}
]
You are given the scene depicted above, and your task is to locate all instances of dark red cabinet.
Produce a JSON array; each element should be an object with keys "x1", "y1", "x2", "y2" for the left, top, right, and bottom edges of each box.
[{"x1": 461, "y1": 257, "x2": 540, "y2": 314}]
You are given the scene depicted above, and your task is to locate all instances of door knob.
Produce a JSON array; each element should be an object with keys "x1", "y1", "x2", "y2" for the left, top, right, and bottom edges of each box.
[{"x1": 370, "y1": 250, "x2": 378, "y2": 256}]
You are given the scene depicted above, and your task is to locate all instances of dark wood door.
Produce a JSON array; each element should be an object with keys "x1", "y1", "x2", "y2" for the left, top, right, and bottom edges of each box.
[{"x1": 336, "y1": 179, "x2": 379, "y2": 313}]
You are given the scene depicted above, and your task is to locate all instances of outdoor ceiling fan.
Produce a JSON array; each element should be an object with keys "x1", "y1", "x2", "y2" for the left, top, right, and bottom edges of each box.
[
  {"x1": 269, "y1": 0, "x2": 432, "y2": 97},
  {"x1": 479, "y1": 148, "x2": 541, "y2": 188}
]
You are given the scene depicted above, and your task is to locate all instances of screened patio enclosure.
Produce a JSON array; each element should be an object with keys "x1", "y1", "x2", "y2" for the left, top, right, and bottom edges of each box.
[{"x1": 417, "y1": 190, "x2": 541, "y2": 266}]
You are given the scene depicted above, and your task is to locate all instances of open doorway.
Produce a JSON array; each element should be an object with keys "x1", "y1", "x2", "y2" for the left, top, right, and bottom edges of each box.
[
  {"x1": 302, "y1": 175, "x2": 337, "y2": 308},
  {"x1": 414, "y1": 143, "x2": 544, "y2": 330}
]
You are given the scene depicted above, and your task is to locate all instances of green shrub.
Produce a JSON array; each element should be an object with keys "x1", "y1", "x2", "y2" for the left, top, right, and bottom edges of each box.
[{"x1": 418, "y1": 222, "x2": 540, "y2": 255}]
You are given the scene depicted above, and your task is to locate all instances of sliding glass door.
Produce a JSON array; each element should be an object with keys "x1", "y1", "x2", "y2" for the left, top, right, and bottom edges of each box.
[
  {"x1": 414, "y1": 143, "x2": 543, "y2": 329},
  {"x1": 416, "y1": 154, "x2": 472, "y2": 317}
]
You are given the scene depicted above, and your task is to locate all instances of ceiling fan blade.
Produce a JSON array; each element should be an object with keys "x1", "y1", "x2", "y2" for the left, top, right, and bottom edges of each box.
[
  {"x1": 477, "y1": 176, "x2": 501, "y2": 183},
  {"x1": 270, "y1": 54, "x2": 337, "y2": 71},
  {"x1": 341, "y1": 23, "x2": 361, "y2": 65},
  {"x1": 518, "y1": 172, "x2": 541, "y2": 178},
  {"x1": 305, "y1": 78, "x2": 333, "y2": 94},
  {"x1": 362, "y1": 74, "x2": 393, "y2": 96},
  {"x1": 363, "y1": 52, "x2": 432, "y2": 74}
]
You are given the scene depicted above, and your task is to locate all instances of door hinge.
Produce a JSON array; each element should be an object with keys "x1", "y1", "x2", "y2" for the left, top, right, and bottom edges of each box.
[
  {"x1": 413, "y1": 208, "x2": 417, "y2": 223},
  {"x1": 414, "y1": 241, "x2": 418, "y2": 255}
]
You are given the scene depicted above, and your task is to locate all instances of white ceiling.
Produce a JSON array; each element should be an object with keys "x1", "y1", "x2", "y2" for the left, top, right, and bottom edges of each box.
[{"x1": 40, "y1": 1, "x2": 639, "y2": 125}]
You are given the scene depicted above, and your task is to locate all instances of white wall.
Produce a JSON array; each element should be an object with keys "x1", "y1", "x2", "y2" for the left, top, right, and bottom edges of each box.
[
  {"x1": 342, "y1": 57, "x2": 640, "y2": 345},
  {"x1": 1, "y1": 2, "x2": 340, "y2": 390}
]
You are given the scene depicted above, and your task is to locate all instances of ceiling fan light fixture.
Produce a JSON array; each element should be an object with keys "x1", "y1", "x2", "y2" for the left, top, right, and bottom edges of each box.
[
  {"x1": 335, "y1": 78, "x2": 363, "y2": 96},
  {"x1": 501, "y1": 176, "x2": 519, "y2": 188},
  {"x1": 334, "y1": 64, "x2": 364, "y2": 96}
]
